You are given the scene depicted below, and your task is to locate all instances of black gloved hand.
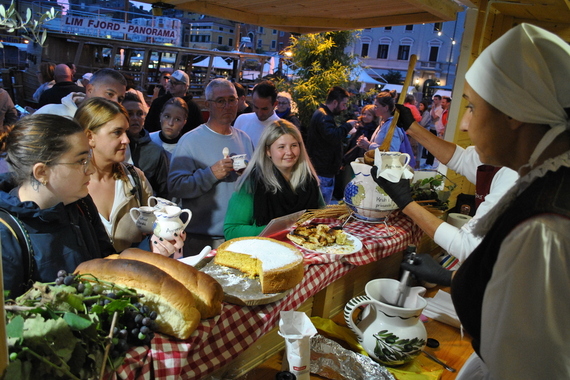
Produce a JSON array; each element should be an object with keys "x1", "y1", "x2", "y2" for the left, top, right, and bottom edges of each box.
[
  {"x1": 394, "y1": 104, "x2": 415, "y2": 131},
  {"x1": 371, "y1": 166, "x2": 413, "y2": 210},
  {"x1": 401, "y1": 253, "x2": 452, "y2": 286}
]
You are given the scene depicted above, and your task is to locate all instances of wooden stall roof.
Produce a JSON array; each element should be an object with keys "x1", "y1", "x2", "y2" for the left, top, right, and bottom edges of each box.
[
  {"x1": 135, "y1": 0, "x2": 464, "y2": 34},
  {"x1": 135, "y1": 0, "x2": 570, "y2": 38}
]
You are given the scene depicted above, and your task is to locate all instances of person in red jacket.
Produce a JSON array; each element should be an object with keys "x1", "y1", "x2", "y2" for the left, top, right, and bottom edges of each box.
[{"x1": 403, "y1": 94, "x2": 422, "y2": 122}]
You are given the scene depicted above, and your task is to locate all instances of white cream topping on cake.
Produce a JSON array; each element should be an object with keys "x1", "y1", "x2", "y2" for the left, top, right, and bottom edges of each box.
[{"x1": 226, "y1": 239, "x2": 301, "y2": 271}]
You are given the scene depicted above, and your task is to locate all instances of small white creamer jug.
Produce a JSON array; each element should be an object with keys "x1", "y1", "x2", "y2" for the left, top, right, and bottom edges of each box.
[
  {"x1": 153, "y1": 205, "x2": 191, "y2": 240},
  {"x1": 129, "y1": 206, "x2": 157, "y2": 234}
]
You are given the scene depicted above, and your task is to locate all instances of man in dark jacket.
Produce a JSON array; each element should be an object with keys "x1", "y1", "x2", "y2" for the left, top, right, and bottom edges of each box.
[
  {"x1": 144, "y1": 70, "x2": 203, "y2": 136},
  {"x1": 122, "y1": 93, "x2": 170, "y2": 198},
  {"x1": 38, "y1": 64, "x2": 85, "y2": 107},
  {"x1": 306, "y1": 86, "x2": 358, "y2": 204}
]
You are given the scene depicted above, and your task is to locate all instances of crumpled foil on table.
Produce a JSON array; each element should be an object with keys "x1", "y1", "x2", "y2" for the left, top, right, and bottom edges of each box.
[
  {"x1": 201, "y1": 260, "x2": 290, "y2": 305},
  {"x1": 310, "y1": 334, "x2": 395, "y2": 380}
]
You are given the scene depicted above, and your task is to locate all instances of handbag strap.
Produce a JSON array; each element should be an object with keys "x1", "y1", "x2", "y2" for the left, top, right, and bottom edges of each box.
[
  {"x1": 122, "y1": 162, "x2": 143, "y2": 205},
  {"x1": 0, "y1": 208, "x2": 34, "y2": 285}
]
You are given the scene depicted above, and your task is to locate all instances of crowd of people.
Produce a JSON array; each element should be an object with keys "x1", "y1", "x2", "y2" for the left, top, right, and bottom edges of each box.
[{"x1": 1, "y1": 23, "x2": 569, "y2": 379}]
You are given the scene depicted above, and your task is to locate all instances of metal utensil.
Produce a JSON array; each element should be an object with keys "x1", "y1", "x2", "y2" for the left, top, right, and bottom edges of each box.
[
  {"x1": 395, "y1": 246, "x2": 416, "y2": 307},
  {"x1": 422, "y1": 350, "x2": 457, "y2": 372}
]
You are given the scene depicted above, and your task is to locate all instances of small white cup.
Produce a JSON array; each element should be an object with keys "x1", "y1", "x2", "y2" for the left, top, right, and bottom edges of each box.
[
  {"x1": 231, "y1": 154, "x2": 248, "y2": 172},
  {"x1": 130, "y1": 206, "x2": 157, "y2": 234}
]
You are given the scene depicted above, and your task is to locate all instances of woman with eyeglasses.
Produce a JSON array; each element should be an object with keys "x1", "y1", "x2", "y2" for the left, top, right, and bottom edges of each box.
[
  {"x1": 0, "y1": 114, "x2": 115, "y2": 297},
  {"x1": 275, "y1": 92, "x2": 302, "y2": 131},
  {"x1": 75, "y1": 97, "x2": 184, "y2": 255}
]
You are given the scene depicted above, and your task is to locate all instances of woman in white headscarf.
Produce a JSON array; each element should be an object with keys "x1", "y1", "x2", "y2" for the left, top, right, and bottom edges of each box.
[{"x1": 373, "y1": 24, "x2": 570, "y2": 379}]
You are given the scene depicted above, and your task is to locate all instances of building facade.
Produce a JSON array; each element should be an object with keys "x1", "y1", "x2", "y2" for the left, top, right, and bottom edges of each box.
[{"x1": 346, "y1": 12, "x2": 466, "y2": 97}]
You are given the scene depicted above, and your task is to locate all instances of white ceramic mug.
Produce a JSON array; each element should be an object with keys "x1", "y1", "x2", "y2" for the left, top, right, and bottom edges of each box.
[
  {"x1": 148, "y1": 196, "x2": 178, "y2": 210},
  {"x1": 231, "y1": 154, "x2": 248, "y2": 172},
  {"x1": 130, "y1": 206, "x2": 157, "y2": 234}
]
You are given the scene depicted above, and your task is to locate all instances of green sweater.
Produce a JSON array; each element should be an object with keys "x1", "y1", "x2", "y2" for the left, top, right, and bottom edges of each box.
[{"x1": 224, "y1": 184, "x2": 325, "y2": 240}]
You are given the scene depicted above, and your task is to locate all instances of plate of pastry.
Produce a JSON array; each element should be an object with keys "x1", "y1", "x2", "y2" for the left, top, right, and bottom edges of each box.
[{"x1": 286, "y1": 224, "x2": 363, "y2": 255}]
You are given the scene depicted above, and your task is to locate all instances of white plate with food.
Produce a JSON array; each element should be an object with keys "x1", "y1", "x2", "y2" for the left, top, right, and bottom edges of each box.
[{"x1": 287, "y1": 224, "x2": 363, "y2": 255}]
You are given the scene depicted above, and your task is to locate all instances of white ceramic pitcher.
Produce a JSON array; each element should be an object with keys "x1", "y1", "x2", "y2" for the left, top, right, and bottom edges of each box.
[
  {"x1": 344, "y1": 278, "x2": 427, "y2": 366},
  {"x1": 129, "y1": 206, "x2": 157, "y2": 234},
  {"x1": 344, "y1": 160, "x2": 399, "y2": 220},
  {"x1": 148, "y1": 196, "x2": 178, "y2": 210},
  {"x1": 153, "y1": 205, "x2": 192, "y2": 240}
]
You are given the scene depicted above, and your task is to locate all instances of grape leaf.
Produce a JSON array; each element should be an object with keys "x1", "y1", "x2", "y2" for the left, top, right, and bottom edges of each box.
[
  {"x1": 105, "y1": 299, "x2": 131, "y2": 313},
  {"x1": 6, "y1": 314, "x2": 24, "y2": 340},
  {"x1": 63, "y1": 312, "x2": 93, "y2": 331},
  {"x1": 65, "y1": 293, "x2": 85, "y2": 311}
]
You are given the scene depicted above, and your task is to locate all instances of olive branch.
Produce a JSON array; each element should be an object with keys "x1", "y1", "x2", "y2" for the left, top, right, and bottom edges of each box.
[{"x1": 0, "y1": 0, "x2": 58, "y2": 48}]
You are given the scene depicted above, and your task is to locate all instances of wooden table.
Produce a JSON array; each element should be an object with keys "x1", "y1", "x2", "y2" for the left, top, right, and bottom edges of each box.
[{"x1": 235, "y1": 286, "x2": 474, "y2": 380}]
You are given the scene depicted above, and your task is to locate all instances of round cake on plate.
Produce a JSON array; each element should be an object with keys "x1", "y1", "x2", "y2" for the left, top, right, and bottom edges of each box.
[{"x1": 214, "y1": 237, "x2": 304, "y2": 294}]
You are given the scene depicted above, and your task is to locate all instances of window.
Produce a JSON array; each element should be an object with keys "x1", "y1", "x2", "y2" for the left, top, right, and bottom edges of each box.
[
  {"x1": 218, "y1": 36, "x2": 223, "y2": 44},
  {"x1": 429, "y1": 46, "x2": 439, "y2": 61},
  {"x1": 361, "y1": 43, "x2": 369, "y2": 58},
  {"x1": 385, "y1": 26, "x2": 392, "y2": 31},
  {"x1": 405, "y1": 25, "x2": 414, "y2": 31},
  {"x1": 279, "y1": 31, "x2": 285, "y2": 37},
  {"x1": 377, "y1": 44, "x2": 389, "y2": 59},
  {"x1": 433, "y1": 23, "x2": 442, "y2": 33},
  {"x1": 219, "y1": 27, "x2": 223, "y2": 31},
  {"x1": 259, "y1": 26, "x2": 264, "y2": 33},
  {"x1": 257, "y1": 39, "x2": 262, "y2": 48},
  {"x1": 398, "y1": 37, "x2": 413, "y2": 60},
  {"x1": 271, "y1": 40, "x2": 276, "y2": 49},
  {"x1": 398, "y1": 45, "x2": 410, "y2": 60},
  {"x1": 228, "y1": 38, "x2": 233, "y2": 47},
  {"x1": 273, "y1": 29, "x2": 277, "y2": 34},
  {"x1": 190, "y1": 35, "x2": 210, "y2": 42}
]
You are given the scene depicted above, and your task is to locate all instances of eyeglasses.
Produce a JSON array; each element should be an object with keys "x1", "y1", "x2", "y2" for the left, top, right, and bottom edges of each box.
[
  {"x1": 163, "y1": 76, "x2": 170, "y2": 80},
  {"x1": 51, "y1": 150, "x2": 92, "y2": 175},
  {"x1": 208, "y1": 97, "x2": 238, "y2": 108},
  {"x1": 277, "y1": 101, "x2": 290, "y2": 106}
]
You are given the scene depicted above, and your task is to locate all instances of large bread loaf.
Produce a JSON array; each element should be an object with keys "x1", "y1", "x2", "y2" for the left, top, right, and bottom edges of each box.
[
  {"x1": 75, "y1": 258, "x2": 201, "y2": 340},
  {"x1": 118, "y1": 249, "x2": 224, "y2": 318}
]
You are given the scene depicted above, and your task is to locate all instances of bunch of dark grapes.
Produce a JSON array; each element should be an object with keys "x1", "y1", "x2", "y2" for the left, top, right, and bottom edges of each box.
[{"x1": 53, "y1": 269, "x2": 159, "y2": 358}]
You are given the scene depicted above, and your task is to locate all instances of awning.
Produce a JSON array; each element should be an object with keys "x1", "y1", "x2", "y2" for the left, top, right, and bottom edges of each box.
[{"x1": 380, "y1": 83, "x2": 416, "y2": 94}]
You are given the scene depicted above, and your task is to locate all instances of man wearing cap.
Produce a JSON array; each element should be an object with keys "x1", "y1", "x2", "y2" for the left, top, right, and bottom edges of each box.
[
  {"x1": 144, "y1": 69, "x2": 203, "y2": 136},
  {"x1": 77, "y1": 73, "x2": 93, "y2": 88}
]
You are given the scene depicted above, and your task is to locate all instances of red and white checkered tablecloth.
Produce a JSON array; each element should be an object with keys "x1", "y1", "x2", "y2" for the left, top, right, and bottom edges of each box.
[{"x1": 112, "y1": 212, "x2": 422, "y2": 380}]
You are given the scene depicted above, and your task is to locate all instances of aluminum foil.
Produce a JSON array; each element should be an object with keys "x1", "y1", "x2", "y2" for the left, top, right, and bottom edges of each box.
[
  {"x1": 310, "y1": 334, "x2": 395, "y2": 380},
  {"x1": 201, "y1": 260, "x2": 290, "y2": 305}
]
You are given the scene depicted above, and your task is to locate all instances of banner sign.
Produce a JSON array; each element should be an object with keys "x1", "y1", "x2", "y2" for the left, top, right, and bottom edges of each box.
[{"x1": 62, "y1": 15, "x2": 179, "y2": 40}]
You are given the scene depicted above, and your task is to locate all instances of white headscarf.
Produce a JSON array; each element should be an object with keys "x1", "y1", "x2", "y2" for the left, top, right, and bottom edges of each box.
[
  {"x1": 465, "y1": 23, "x2": 570, "y2": 168},
  {"x1": 466, "y1": 24, "x2": 570, "y2": 237}
]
